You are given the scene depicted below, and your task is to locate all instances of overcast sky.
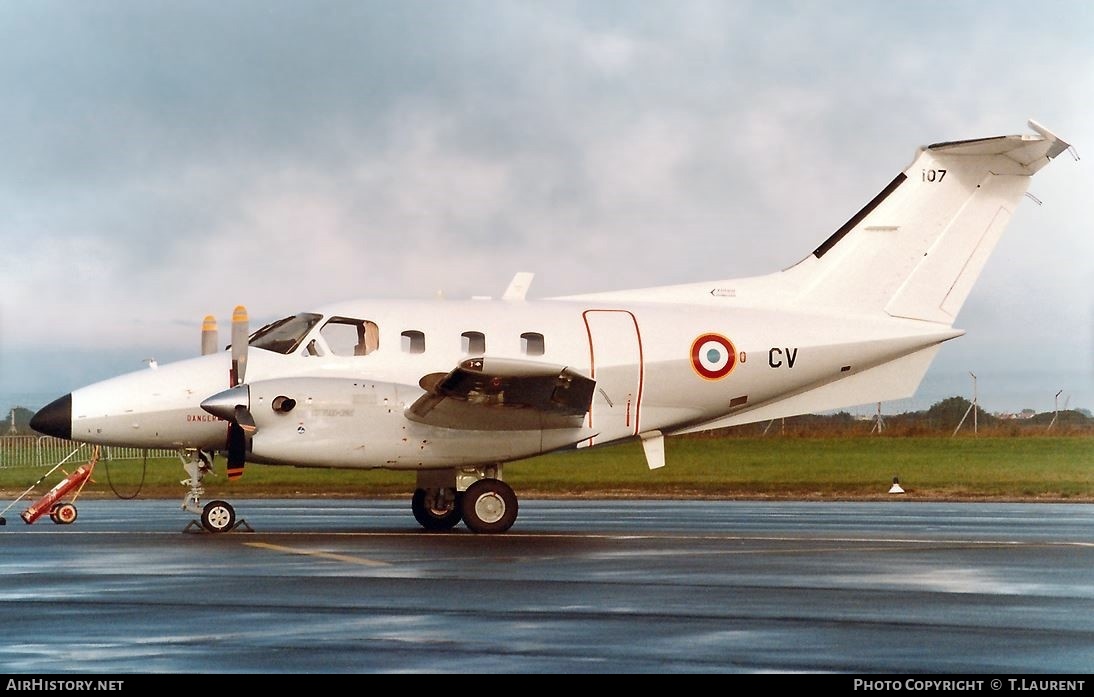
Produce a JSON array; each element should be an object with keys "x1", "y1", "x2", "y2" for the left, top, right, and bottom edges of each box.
[{"x1": 1, "y1": 1, "x2": 1090, "y2": 414}]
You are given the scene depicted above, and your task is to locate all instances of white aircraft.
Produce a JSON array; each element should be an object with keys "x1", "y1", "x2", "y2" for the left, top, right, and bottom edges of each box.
[{"x1": 30, "y1": 120, "x2": 1071, "y2": 533}]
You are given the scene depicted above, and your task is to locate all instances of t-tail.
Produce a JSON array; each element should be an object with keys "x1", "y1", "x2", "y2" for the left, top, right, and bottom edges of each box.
[{"x1": 780, "y1": 119, "x2": 1071, "y2": 324}]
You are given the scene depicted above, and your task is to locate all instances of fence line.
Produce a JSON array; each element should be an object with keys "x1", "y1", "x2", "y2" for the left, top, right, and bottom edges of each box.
[{"x1": 0, "y1": 436, "x2": 177, "y2": 469}]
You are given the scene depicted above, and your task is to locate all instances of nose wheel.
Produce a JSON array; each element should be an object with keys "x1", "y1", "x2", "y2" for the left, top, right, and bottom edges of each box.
[{"x1": 200, "y1": 500, "x2": 237, "y2": 533}]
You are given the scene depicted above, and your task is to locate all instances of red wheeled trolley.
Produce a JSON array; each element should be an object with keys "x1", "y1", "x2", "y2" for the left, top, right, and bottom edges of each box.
[
  {"x1": 0, "y1": 447, "x2": 99, "y2": 527},
  {"x1": 21, "y1": 462, "x2": 95, "y2": 524}
]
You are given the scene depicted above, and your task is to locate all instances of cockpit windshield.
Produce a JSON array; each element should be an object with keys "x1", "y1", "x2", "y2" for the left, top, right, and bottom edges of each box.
[{"x1": 248, "y1": 313, "x2": 322, "y2": 355}]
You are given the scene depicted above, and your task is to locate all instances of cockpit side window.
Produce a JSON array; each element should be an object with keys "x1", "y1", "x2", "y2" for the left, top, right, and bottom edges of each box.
[
  {"x1": 321, "y1": 317, "x2": 380, "y2": 356},
  {"x1": 249, "y1": 313, "x2": 322, "y2": 355}
]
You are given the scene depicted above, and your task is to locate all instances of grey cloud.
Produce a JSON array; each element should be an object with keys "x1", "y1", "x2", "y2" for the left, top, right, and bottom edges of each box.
[{"x1": 0, "y1": 1, "x2": 1090, "y2": 409}]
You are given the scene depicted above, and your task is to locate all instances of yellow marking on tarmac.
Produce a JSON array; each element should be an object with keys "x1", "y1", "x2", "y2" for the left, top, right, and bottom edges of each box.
[{"x1": 245, "y1": 541, "x2": 390, "y2": 567}]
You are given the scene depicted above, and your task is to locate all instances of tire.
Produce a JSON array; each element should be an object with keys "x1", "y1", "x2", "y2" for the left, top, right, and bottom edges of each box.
[
  {"x1": 412, "y1": 488, "x2": 462, "y2": 531},
  {"x1": 459, "y1": 479, "x2": 518, "y2": 534},
  {"x1": 200, "y1": 500, "x2": 236, "y2": 533},
  {"x1": 53, "y1": 503, "x2": 78, "y2": 525}
]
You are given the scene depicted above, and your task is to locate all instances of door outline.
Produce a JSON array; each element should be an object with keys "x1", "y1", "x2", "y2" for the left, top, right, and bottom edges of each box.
[{"x1": 582, "y1": 309, "x2": 644, "y2": 445}]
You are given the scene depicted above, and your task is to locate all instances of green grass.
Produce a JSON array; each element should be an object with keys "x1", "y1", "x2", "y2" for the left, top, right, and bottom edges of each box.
[
  {"x1": 1, "y1": 435, "x2": 1091, "y2": 502},
  {"x1": 506, "y1": 436, "x2": 1094, "y2": 499}
]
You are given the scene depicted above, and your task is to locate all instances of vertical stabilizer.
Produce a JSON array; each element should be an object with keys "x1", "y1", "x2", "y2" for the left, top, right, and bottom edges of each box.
[{"x1": 786, "y1": 121, "x2": 1070, "y2": 324}]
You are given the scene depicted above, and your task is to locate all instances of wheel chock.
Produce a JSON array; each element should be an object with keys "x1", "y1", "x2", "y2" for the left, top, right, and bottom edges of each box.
[{"x1": 182, "y1": 518, "x2": 255, "y2": 534}]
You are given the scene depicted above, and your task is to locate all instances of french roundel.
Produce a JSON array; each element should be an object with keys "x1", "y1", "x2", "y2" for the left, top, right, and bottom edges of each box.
[{"x1": 690, "y1": 333, "x2": 736, "y2": 380}]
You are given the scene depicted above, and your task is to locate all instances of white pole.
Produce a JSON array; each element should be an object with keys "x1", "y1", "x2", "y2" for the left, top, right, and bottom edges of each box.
[
  {"x1": 1049, "y1": 389, "x2": 1063, "y2": 431},
  {"x1": 970, "y1": 372, "x2": 978, "y2": 436}
]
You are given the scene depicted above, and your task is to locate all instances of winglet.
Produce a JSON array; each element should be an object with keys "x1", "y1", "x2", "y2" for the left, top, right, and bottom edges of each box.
[{"x1": 502, "y1": 272, "x2": 535, "y2": 301}]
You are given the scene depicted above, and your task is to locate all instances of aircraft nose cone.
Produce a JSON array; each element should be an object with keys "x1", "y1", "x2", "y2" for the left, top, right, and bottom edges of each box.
[{"x1": 30, "y1": 393, "x2": 72, "y2": 440}]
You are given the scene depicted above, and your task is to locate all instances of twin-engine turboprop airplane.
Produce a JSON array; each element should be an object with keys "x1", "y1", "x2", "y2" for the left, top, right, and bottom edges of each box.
[{"x1": 31, "y1": 120, "x2": 1071, "y2": 533}]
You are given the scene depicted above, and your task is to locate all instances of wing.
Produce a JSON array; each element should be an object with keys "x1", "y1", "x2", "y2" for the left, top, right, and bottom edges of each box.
[{"x1": 407, "y1": 357, "x2": 596, "y2": 431}]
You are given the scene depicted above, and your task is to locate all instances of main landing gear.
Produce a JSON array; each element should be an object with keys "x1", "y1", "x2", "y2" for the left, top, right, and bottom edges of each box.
[
  {"x1": 412, "y1": 465, "x2": 519, "y2": 534},
  {"x1": 411, "y1": 488, "x2": 463, "y2": 530}
]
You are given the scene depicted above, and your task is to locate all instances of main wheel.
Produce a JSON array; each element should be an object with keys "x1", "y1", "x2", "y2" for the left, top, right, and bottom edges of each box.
[
  {"x1": 411, "y1": 488, "x2": 463, "y2": 531},
  {"x1": 459, "y1": 479, "x2": 518, "y2": 534},
  {"x1": 50, "y1": 502, "x2": 78, "y2": 525},
  {"x1": 200, "y1": 500, "x2": 236, "y2": 533}
]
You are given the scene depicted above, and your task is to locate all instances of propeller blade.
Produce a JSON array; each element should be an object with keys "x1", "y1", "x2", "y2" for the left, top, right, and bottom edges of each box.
[
  {"x1": 226, "y1": 422, "x2": 247, "y2": 481},
  {"x1": 201, "y1": 315, "x2": 218, "y2": 356},
  {"x1": 234, "y1": 404, "x2": 257, "y2": 435},
  {"x1": 230, "y1": 305, "x2": 249, "y2": 386}
]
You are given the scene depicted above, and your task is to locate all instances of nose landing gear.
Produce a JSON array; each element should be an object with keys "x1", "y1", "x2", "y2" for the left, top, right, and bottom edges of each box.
[{"x1": 180, "y1": 451, "x2": 252, "y2": 534}]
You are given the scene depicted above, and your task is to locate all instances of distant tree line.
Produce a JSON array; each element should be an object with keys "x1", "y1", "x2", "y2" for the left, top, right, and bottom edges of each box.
[{"x1": 702, "y1": 396, "x2": 1094, "y2": 438}]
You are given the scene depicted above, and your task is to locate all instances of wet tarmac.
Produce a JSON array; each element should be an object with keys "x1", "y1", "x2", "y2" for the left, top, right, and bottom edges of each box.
[{"x1": 0, "y1": 499, "x2": 1091, "y2": 673}]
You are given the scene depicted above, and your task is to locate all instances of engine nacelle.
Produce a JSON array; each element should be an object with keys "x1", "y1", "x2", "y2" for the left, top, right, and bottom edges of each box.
[{"x1": 240, "y1": 377, "x2": 582, "y2": 470}]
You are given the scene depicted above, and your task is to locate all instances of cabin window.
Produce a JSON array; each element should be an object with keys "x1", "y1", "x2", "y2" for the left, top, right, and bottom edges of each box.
[
  {"x1": 321, "y1": 317, "x2": 380, "y2": 356},
  {"x1": 520, "y1": 332, "x2": 545, "y2": 356},
  {"x1": 401, "y1": 330, "x2": 426, "y2": 354},
  {"x1": 461, "y1": 331, "x2": 486, "y2": 354}
]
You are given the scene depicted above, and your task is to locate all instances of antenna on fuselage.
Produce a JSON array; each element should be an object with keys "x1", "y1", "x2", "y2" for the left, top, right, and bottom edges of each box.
[{"x1": 502, "y1": 272, "x2": 534, "y2": 301}]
